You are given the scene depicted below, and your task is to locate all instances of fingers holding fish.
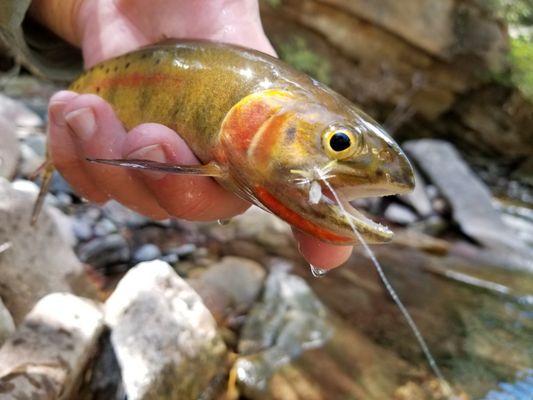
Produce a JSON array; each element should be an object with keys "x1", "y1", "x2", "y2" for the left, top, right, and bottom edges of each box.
[
  {"x1": 293, "y1": 229, "x2": 353, "y2": 270},
  {"x1": 122, "y1": 123, "x2": 251, "y2": 221},
  {"x1": 50, "y1": 92, "x2": 169, "y2": 219},
  {"x1": 48, "y1": 91, "x2": 109, "y2": 204}
]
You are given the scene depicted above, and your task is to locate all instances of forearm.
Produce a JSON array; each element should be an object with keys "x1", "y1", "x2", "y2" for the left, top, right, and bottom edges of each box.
[{"x1": 29, "y1": 0, "x2": 83, "y2": 46}]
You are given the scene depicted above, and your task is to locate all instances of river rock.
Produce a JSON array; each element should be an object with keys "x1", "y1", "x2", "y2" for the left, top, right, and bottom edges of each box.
[
  {"x1": 0, "y1": 94, "x2": 43, "y2": 133},
  {"x1": 404, "y1": 140, "x2": 528, "y2": 253},
  {"x1": 78, "y1": 234, "x2": 130, "y2": 269},
  {"x1": 198, "y1": 256, "x2": 266, "y2": 311},
  {"x1": 188, "y1": 256, "x2": 267, "y2": 324},
  {"x1": 0, "y1": 178, "x2": 94, "y2": 323},
  {"x1": 132, "y1": 243, "x2": 161, "y2": 264},
  {"x1": 235, "y1": 268, "x2": 331, "y2": 397},
  {"x1": 0, "y1": 116, "x2": 19, "y2": 179},
  {"x1": 0, "y1": 293, "x2": 104, "y2": 399},
  {"x1": 105, "y1": 260, "x2": 226, "y2": 400},
  {"x1": 0, "y1": 298, "x2": 15, "y2": 347}
]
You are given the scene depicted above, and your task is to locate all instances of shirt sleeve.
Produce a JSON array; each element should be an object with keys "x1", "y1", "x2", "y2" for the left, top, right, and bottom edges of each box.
[{"x1": 0, "y1": 0, "x2": 83, "y2": 83}]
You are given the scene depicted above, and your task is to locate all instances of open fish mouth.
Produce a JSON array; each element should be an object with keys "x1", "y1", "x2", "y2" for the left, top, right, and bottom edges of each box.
[{"x1": 321, "y1": 185, "x2": 394, "y2": 241}]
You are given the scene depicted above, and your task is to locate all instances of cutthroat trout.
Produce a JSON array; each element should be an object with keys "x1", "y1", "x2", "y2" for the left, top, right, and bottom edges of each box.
[{"x1": 35, "y1": 41, "x2": 415, "y2": 245}]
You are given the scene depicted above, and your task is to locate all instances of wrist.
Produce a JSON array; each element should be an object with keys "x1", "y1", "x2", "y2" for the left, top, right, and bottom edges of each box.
[{"x1": 29, "y1": 0, "x2": 86, "y2": 46}]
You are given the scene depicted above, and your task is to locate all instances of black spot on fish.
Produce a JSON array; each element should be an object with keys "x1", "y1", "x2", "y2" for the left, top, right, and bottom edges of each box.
[
  {"x1": 125, "y1": 62, "x2": 131, "y2": 69},
  {"x1": 141, "y1": 54, "x2": 148, "y2": 59},
  {"x1": 155, "y1": 59, "x2": 161, "y2": 65},
  {"x1": 285, "y1": 126, "x2": 297, "y2": 144},
  {"x1": 105, "y1": 68, "x2": 110, "y2": 73},
  {"x1": 96, "y1": 87, "x2": 101, "y2": 93},
  {"x1": 114, "y1": 66, "x2": 118, "y2": 72}
]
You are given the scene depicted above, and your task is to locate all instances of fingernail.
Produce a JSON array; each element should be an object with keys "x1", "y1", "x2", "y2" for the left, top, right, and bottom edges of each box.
[
  {"x1": 127, "y1": 144, "x2": 167, "y2": 179},
  {"x1": 49, "y1": 101, "x2": 67, "y2": 126},
  {"x1": 65, "y1": 107, "x2": 96, "y2": 141}
]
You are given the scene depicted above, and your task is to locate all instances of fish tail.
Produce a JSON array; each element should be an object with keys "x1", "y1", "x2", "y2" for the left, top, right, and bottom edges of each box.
[{"x1": 31, "y1": 158, "x2": 55, "y2": 226}]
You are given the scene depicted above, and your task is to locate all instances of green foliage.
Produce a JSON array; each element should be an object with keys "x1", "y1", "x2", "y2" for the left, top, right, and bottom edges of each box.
[
  {"x1": 489, "y1": 0, "x2": 533, "y2": 26},
  {"x1": 510, "y1": 37, "x2": 533, "y2": 98},
  {"x1": 277, "y1": 37, "x2": 332, "y2": 85},
  {"x1": 486, "y1": 0, "x2": 533, "y2": 99}
]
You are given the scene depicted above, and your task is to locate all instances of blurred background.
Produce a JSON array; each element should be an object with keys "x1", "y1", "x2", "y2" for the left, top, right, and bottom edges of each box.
[{"x1": 0, "y1": 1, "x2": 532, "y2": 399}]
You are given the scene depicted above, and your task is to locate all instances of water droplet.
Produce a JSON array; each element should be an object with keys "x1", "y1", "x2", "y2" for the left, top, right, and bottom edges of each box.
[
  {"x1": 310, "y1": 264, "x2": 328, "y2": 278},
  {"x1": 217, "y1": 219, "x2": 231, "y2": 226}
]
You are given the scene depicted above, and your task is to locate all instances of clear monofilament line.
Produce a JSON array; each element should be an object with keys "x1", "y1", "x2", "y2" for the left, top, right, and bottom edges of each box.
[{"x1": 317, "y1": 170, "x2": 455, "y2": 399}]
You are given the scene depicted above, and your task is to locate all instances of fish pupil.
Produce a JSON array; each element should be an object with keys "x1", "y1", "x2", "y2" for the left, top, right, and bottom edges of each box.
[{"x1": 330, "y1": 132, "x2": 351, "y2": 151}]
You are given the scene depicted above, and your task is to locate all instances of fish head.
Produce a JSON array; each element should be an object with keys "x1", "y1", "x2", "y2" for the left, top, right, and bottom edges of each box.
[{"x1": 248, "y1": 91, "x2": 415, "y2": 245}]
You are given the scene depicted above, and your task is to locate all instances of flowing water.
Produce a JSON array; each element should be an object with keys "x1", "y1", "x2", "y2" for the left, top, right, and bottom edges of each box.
[{"x1": 317, "y1": 169, "x2": 457, "y2": 398}]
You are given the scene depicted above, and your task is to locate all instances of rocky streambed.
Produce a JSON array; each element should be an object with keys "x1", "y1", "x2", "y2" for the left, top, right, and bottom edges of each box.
[{"x1": 0, "y1": 78, "x2": 532, "y2": 400}]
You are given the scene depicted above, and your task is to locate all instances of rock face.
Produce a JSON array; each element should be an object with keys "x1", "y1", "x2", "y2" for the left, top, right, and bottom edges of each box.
[
  {"x1": 0, "y1": 178, "x2": 94, "y2": 323},
  {"x1": 260, "y1": 0, "x2": 533, "y2": 177},
  {"x1": 105, "y1": 260, "x2": 227, "y2": 400},
  {"x1": 0, "y1": 293, "x2": 104, "y2": 399}
]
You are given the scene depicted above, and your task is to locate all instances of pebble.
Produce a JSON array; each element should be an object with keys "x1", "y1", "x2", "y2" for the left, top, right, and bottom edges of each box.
[
  {"x1": 165, "y1": 243, "x2": 197, "y2": 259},
  {"x1": 78, "y1": 234, "x2": 130, "y2": 269},
  {"x1": 72, "y1": 218, "x2": 94, "y2": 241},
  {"x1": 132, "y1": 244, "x2": 162, "y2": 264},
  {"x1": 93, "y1": 218, "x2": 118, "y2": 237}
]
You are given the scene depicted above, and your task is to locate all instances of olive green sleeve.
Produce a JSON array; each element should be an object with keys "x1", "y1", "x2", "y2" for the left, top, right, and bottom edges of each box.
[{"x1": 0, "y1": 0, "x2": 82, "y2": 82}]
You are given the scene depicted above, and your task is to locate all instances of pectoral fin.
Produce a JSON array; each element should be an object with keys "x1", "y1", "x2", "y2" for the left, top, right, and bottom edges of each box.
[{"x1": 87, "y1": 158, "x2": 224, "y2": 177}]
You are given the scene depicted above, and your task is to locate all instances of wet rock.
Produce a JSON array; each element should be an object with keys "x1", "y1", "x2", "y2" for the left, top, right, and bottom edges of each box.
[
  {"x1": 0, "y1": 116, "x2": 19, "y2": 179},
  {"x1": 132, "y1": 244, "x2": 161, "y2": 263},
  {"x1": 235, "y1": 268, "x2": 331, "y2": 397},
  {"x1": 105, "y1": 260, "x2": 226, "y2": 400},
  {"x1": 190, "y1": 257, "x2": 265, "y2": 321},
  {"x1": 78, "y1": 234, "x2": 130, "y2": 269},
  {"x1": 404, "y1": 140, "x2": 528, "y2": 253},
  {"x1": 0, "y1": 298, "x2": 15, "y2": 347},
  {"x1": 0, "y1": 178, "x2": 94, "y2": 323},
  {"x1": 0, "y1": 293, "x2": 104, "y2": 399}
]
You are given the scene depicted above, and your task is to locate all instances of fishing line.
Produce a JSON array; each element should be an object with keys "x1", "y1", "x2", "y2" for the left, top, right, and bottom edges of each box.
[{"x1": 316, "y1": 168, "x2": 456, "y2": 399}]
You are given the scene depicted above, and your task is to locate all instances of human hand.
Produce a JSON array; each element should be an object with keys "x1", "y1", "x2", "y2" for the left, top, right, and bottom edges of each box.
[{"x1": 37, "y1": 0, "x2": 353, "y2": 269}]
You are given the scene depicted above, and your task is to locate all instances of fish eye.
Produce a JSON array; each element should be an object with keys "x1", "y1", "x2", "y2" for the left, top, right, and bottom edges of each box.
[{"x1": 322, "y1": 127, "x2": 361, "y2": 159}]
